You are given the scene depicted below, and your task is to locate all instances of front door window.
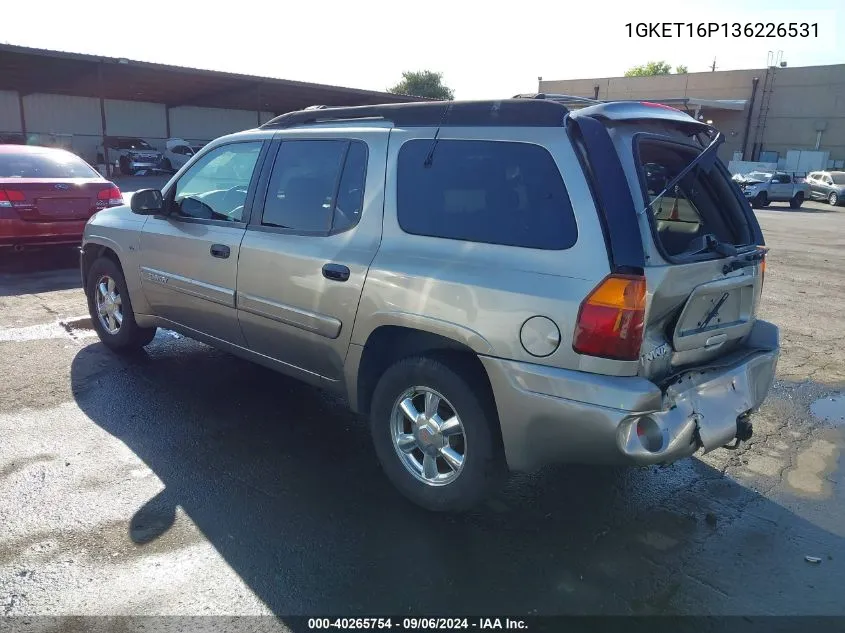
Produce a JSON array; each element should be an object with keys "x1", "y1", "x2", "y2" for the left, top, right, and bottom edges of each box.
[{"x1": 172, "y1": 142, "x2": 263, "y2": 222}]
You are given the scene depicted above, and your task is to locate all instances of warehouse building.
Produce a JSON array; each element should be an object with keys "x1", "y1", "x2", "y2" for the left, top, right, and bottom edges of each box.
[
  {"x1": 0, "y1": 44, "x2": 421, "y2": 171},
  {"x1": 540, "y1": 63, "x2": 845, "y2": 171}
]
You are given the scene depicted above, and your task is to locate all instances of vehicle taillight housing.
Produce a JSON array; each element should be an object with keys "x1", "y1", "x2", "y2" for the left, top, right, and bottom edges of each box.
[
  {"x1": 573, "y1": 274, "x2": 647, "y2": 361},
  {"x1": 97, "y1": 185, "x2": 124, "y2": 208},
  {"x1": 640, "y1": 101, "x2": 681, "y2": 111},
  {"x1": 0, "y1": 189, "x2": 25, "y2": 208}
]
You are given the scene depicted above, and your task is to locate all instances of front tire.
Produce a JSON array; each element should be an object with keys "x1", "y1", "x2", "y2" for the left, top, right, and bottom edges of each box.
[
  {"x1": 86, "y1": 257, "x2": 156, "y2": 353},
  {"x1": 790, "y1": 192, "x2": 804, "y2": 209},
  {"x1": 752, "y1": 192, "x2": 769, "y2": 209},
  {"x1": 369, "y1": 355, "x2": 506, "y2": 512},
  {"x1": 830, "y1": 192, "x2": 840, "y2": 206}
]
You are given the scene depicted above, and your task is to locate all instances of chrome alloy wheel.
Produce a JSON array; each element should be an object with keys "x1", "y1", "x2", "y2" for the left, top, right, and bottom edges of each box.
[
  {"x1": 390, "y1": 387, "x2": 467, "y2": 486},
  {"x1": 95, "y1": 275, "x2": 123, "y2": 334}
]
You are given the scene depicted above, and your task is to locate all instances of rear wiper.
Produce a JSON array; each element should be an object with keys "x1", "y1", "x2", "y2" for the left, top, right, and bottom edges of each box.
[
  {"x1": 722, "y1": 246, "x2": 768, "y2": 274},
  {"x1": 644, "y1": 127, "x2": 724, "y2": 216},
  {"x1": 685, "y1": 233, "x2": 738, "y2": 257}
]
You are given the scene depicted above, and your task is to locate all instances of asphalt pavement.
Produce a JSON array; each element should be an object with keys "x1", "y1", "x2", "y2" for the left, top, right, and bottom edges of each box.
[{"x1": 0, "y1": 200, "x2": 844, "y2": 621}]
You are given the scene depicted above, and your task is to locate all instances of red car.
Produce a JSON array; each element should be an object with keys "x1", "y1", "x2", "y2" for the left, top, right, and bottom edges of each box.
[{"x1": 0, "y1": 145, "x2": 123, "y2": 251}]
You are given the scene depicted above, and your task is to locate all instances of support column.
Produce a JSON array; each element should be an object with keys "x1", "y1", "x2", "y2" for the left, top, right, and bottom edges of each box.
[
  {"x1": 18, "y1": 92, "x2": 26, "y2": 141},
  {"x1": 97, "y1": 63, "x2": 110, "y2": 174}
]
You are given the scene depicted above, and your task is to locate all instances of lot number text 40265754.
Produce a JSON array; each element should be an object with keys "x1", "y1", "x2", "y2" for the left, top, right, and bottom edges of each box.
[{"x1": 307, "y1": 618, "x2": 529, "y2": 630}]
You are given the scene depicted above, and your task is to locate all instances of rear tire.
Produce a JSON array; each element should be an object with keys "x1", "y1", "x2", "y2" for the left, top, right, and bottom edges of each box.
[
  {"x1": 790, "y1": 192, "x2": 804, "y2": 209},
  {"x1": 369, "y1": 355, "x2": 506, "y2": 512},
  {"x1": 86, "y1": 256, "x2": 156, "y2": 353},
  {"x1": 830, "y1": 192, "x2": 840, "y2": 206}
]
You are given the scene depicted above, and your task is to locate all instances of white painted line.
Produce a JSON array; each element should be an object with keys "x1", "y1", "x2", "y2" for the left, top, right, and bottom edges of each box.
[
  {"x1": 0, "y1": 316, "x2": 97, "y2": 343},
  {"x1": 0, "y1": 322, "x2": 68, "y2": 342}
]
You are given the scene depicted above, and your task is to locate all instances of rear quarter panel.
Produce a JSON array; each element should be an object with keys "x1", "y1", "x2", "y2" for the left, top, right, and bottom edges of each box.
[{"x1": 352, "y1": 126, "x2": 615, "y2": 372}]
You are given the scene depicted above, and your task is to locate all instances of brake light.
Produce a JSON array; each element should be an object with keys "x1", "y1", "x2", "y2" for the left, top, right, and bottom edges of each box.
[
  {"x1": 760, "y1": 253, "x2": 767, "y2": 287},
  {"x1": 573, "y1": 274, "x2": 647, "y2": 361},
  {"x1": 97, "y1": 185, "x2": 123, "y2": 208},
  {"x1": 0, "y1": 189, "x2": 25, "y2": 207},
  {"x1": 640, "y1": 101, "x2": 680, "y2": 111}
]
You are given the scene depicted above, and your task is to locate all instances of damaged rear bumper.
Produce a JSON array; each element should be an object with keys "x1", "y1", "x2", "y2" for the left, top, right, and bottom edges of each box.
[{"x1": 480, "y1": 320, "x2": 779, "y2": 472}]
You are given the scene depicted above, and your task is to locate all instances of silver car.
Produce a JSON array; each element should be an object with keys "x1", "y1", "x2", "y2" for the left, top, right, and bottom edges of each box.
[
  {"x1": 97, "y1": 136, "x2": 163, "y2": 176},
  {"x1": 80, "y1": 97, "x2": 779, "y2": 511},
  {"x1": 806, "y1": 170, "x2": 845, "y2": 206}
]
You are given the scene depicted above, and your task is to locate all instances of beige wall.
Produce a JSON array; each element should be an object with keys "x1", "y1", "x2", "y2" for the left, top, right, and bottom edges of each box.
[
  {"x1": 755, "y1": 65, "x2": 845, "y2": 162},
  {"x1": 541, "y1": 69, "x2": 761, "y2": 102},
  {"x1": 540, "y1": 64, "x2": 845, "y2": 163}
]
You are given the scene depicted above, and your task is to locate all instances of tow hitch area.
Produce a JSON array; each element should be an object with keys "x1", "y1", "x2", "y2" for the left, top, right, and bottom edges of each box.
[{"x1": 724, "y1": 413, "x2": 754, "y2": 450}]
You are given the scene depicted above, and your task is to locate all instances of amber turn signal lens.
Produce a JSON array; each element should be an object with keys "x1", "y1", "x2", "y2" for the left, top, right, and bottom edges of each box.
[{"x1": 573, "y1": 274, "x2": 647, "y2": 361}]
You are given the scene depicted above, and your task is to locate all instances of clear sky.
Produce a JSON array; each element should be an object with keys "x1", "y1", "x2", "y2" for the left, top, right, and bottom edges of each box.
[{"x1": 4, "y1": 0, "x2": 843, "y2": 99}]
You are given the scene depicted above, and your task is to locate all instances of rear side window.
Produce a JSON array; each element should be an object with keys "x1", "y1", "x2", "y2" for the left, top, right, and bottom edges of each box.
[
  {"x1": 637, "y1": 139, "x2": 751, "y2": 257},
  {"x1": 261, "y1": 139, "x2": 368, "y2": 233},
  {"x1": 397, "y1": 139, "x2": 577, "y2": 250}
]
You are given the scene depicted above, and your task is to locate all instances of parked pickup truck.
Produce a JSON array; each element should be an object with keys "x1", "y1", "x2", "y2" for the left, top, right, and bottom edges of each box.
[{"x1": 733, "y1": 171, "x2": 808, "y2": 209}]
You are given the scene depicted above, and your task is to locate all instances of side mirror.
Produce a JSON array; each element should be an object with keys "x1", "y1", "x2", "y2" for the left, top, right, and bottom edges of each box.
[{"x1": 130, "y1": 189, "x2": 165, "y2": 215}]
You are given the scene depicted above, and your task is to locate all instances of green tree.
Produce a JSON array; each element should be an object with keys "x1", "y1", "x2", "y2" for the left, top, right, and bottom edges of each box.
[
  {"x1": 624, "y1": 61, "x2": 673, "y2": 77},
  {"x1": 388, "y1": 70, "x2": 455, "y2": 100},
  {"x1": 675, "y1": 65, "x2": 689, "y2": 74}
]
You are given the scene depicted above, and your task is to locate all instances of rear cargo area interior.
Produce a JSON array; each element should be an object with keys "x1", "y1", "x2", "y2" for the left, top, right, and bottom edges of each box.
[{"x1": 638, "y1": 139, "x2": 751, "y2": 257}]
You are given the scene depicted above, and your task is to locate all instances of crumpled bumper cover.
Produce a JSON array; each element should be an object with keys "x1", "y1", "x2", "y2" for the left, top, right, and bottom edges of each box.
[
  {"x1": 618, "y1": 320, "x2": 779, "y2": 464},
  {"x1": 480, "y1": 319, "x2": 779, "y2": 472}
]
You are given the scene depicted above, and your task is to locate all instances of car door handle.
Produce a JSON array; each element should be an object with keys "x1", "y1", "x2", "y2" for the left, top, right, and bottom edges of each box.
[
  {"x1": 210, "y1": 244, "x2": 230, "y2": 259},
  {"x1": 322, "y1": 263, "x2": 350, "y2": 282}
]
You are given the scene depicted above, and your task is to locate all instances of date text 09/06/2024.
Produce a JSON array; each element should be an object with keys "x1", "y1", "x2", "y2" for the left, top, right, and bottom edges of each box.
[
  {"x1": 307, "y1": 618, "x2": 528, "y2": 630},
  {"x1": 626, "y1": 22, "x2": 818, "y2": 38}
]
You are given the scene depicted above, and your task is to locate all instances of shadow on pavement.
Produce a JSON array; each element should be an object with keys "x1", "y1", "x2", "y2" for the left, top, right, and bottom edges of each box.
[
  {"x1": 70, "y1": 336, "x2": 845, "y2": 618},
  {"x1": 757, "y1": 204, "x2": 838, "y2": 214},
  {"x1": 0, "y1": 247, "x2": 81, "y2": 296}
]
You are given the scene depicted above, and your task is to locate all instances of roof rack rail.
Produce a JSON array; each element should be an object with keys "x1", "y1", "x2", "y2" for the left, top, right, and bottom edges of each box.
[
  {"x1": 513, "y1": 93, "x2": 603, "y2": 109},
  {"x1": 261, "y1": 99, "x2": 571, "y2": 130}
]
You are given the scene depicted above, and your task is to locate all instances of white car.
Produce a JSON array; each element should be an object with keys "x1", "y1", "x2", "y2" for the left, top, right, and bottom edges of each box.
[{"x1": 160, "y1": 138, "x2": 196, "y2": 172}]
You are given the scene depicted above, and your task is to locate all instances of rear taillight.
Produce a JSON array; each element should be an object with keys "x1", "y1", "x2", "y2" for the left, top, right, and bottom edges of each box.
[
  {"x1": 0, "y1": 189, "x2": 25, "y2": 207},
  {"x1": 640, "y1": 101, "x2": 680, "y2": 111},
  {"x1": 573, "y1": 274, "x2": 647, "y2": 361},
  {"x1": 760, "y1": 253, "x2": 767, "y2": 288},
  {"x1": 97, "y1": 185, "x2": 123, "y2": 208}
]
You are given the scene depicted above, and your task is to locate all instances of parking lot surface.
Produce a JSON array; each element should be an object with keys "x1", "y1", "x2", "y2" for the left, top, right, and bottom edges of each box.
[{"x1": 1, "y1": 200, "x2": 843, "y2": 619}]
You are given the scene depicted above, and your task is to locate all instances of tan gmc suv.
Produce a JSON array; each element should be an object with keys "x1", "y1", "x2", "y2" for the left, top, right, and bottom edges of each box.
[{"x1": 80, "y1": 97, "x2": 779, "y2": 511}]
